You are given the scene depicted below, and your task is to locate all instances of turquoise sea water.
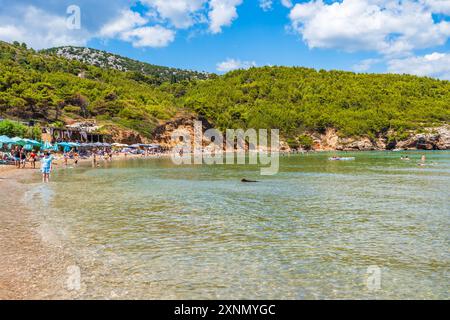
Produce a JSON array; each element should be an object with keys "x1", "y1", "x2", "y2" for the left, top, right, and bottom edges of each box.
[{"x1": 26, "y1": 151, "x2": 449, "y2": 299}]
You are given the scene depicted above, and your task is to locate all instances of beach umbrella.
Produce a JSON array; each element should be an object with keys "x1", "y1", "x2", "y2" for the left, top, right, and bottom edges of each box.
[
  {"x1": 112, "y1": 143, "x2": 128, "y2": 147},
  {"x1": 10, "y1": 137, "x2": 26, "y2": 146},
  {"x1": 30, "y1": 139, "x2": 41, "y2": 146},
  {"x1": 57, "y1": 142, "x2": 71, "y2": 148},
  {"x1": 41, "y1": 141, "x2": 53, "y2": 150},
  {"x1": 0, "y1": 135, "x2": 12, "y2": 143},
  {"x1": 22, "y1": 138, "x2": 41, "y2": 147},
  {"x1": 68, "y1": 142, "x2": 80, "y2": 148},
  {"x1": 57, "y1": 142, "x2": 78, "y2": 152},
  {"x1": 92, "y1": 142, "x2": 106, "y2": 148}
]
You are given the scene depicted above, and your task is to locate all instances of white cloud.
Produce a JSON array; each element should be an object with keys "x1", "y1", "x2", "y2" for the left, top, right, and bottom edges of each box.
[
  {"x1": 99, "y1": 9, "x2": 176, "y2": 48},
  {"x1": 209, "y1": 0, "x2": 243, "y2": 34},
  {"x1": 99, "y1": 9, "x2": 148, "y2": 38},
  {"x1": 388, "y1": 52, "x2": 450, "y2": 80},
  {"x1": 259, "y1": 0, "x2": 293, "y2": 11},
  {"x1": 0, "y1": 5, "x2": 89, "y2": 49},
  {"x1": 0, "y1": 0, "x2": 135, "y2": 49},
  {"x1": 121, "y1": 26, "x2": 176, "y2": 48},
  {"x1": 0, "y1": 0, "x2": 245, "y2": 50},
  {"x1": 217, "y1": 58, "x2": 256, "y2": 72},
  {"x1": 423, "y1": 0, "x2": 450, "y2": 15},
  {"x1": 353, "y1": 58, "x2": 382, "y2": 72},
  {"x1": 260, "y1": 0, "x2": 273, "y2": 12},
  {"x1": 288, "y1": 0, "x2": 450, "y2": 57},
  {"x1": 281, "y1": 0, "x2": 293, "y2": 8},
  {"x1": 142, "y1": 0, "x2": 243, "y2": 33},
  {"x1": 141, "y1": 0, "x2": 207, "y2": 29}
]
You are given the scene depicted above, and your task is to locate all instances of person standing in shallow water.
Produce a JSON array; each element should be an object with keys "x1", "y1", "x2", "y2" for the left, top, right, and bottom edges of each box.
[
  {"x1": 29, "y1": 150, "x2": 37, "y2": 169},
  {"x1": 41, "y1": 152, "x2": 54, "y2": 183},
  {"x1": 92, "y1": 152, "x2": 97, "y2": 168},
  {"x1": 19, "y1": 147, "x2": 27, "y2": 169},
  {"x1": 13, "y1": 146, "x2": 20, "y2": 168}
]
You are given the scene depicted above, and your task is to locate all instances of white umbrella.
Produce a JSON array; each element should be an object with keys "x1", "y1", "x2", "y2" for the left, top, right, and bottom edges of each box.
[{"x1": 112, "y1": 143, "x2": 129, "y2": 147}]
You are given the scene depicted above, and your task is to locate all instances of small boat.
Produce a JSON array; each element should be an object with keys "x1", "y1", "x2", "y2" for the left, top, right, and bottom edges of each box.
[{"x1": 328, "y1": 157, "x2": 356, "y2": 161}]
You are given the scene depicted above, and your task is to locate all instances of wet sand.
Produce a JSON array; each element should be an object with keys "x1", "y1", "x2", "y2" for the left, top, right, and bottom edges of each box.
[
  {"x1": 0, "y1": 167, "x2": 74, "y2": 299},
  {"x1": 0, "y1": 153, "x2": 168, "y2": 299}
]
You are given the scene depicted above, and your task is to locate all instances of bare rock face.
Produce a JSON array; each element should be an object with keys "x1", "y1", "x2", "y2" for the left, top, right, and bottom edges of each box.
[
  {"x1": 279, "y1": 141, "x2": 291, "y2": 152},
  {"x1": 311, "y1": 129, "x2": 383, "y2": 151},
  {"x1": 152, "y1": 115, "x2": 214, "y2": 149},
  {"x1": 108, "y1": 127, "x2": 146, "y2": 145},
  {"x1": 148, "y1": 119, "x2": 449, "y2": 152},
  {"x1": 311, "y1": 128, "x2": 340, "y2": 150},
  {"x1": 436, "y1": 126, "x2": 450, "y2": 149},
  {"x1": 395, "y1": 125, "x2": 450, "y2": 150},
  {"x1": 309, "y1": 125, "x2": 449, "y2": 151},
  {"x1": 339, "y1": 137, "x2": 378, "y2": 151}
]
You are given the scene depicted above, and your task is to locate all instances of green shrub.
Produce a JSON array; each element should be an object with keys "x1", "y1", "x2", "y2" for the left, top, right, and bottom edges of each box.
[
  {"x1": 0, "y1": 119, "x2": 27, "y2": 137},
  {"x1": 286, "y1": 138, "x2": 300, "y2": 149},
  {"x1": 63, "y1": 105, "x2": 82, "y2": 114},
  {"x1": 298, "y1": 135, "x2": 314, "y2": 150},
  {"x1": 26, "y1": 125, "x2": 42, "y2": 140}
]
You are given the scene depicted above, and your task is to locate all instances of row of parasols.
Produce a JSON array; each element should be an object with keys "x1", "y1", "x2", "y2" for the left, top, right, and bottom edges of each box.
[{"x1": 0, "y1": 135, "x2": 160, "y2": 151}]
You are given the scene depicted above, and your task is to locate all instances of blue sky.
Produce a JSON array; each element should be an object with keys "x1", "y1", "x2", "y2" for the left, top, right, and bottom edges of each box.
[
  {"x1": 89, "y1": 1, "x2": 367, "y2": 73},
  {"x1": 1, "y1": 1, "x2": 450, "y2": 78}
]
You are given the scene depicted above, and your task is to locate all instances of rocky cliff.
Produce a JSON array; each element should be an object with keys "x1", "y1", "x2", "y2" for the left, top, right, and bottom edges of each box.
[
  {"x1": 149, "y1": 118, "x2": 450, "y2": 152},
  {"x1": 309, "y1": 125, "x2": 450, "y2": 151}
]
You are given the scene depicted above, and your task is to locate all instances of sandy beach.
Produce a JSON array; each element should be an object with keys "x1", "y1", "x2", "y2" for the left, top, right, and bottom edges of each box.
[{"x1": 0, "y1": 167, "x2": 71, "y2": 299}]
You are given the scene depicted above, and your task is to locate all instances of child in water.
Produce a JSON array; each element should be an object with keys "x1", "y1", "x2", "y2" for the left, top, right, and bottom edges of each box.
[{"x1": 41, "y1": 152, "x2": 54, "y2": 183}]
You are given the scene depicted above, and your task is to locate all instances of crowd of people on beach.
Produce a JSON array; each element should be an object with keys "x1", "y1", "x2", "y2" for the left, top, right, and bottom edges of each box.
[
  {"x1": 1, "y1": 145, "x2": 38, "y2": 169},
  {"x1": 0, "y1": 143, "x2": 167, "y2": 183}
]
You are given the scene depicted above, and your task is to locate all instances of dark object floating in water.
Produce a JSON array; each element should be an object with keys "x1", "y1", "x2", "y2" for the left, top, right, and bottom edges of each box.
[{"x1": 241, "y1": 179, "x2": 259, "y2": 183}]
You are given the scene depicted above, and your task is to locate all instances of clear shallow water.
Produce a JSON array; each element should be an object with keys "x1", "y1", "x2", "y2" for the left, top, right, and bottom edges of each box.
[{"x1": 26, "y1": 152, "x2": 449, "y2": 299}]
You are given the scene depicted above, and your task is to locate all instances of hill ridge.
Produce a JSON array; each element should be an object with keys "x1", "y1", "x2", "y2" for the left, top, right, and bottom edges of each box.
[{"x1": 41, "y1": 46, "x2": 213, "y2": 84}]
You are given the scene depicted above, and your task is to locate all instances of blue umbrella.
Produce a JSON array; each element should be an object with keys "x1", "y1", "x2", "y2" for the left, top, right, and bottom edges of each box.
[
  {"x1": 57, "y1": 142, "x2": 75, "y2": 153},
  {"x1": 10, "y1": 137, "x2": 26, "y2": 146},
  {"x1": 57, "y1": 142, "x2": 70, "y2": 148},
  {"x1": 41, "y1": 141, "x2": 53, "y2": 150},
  {"x1": 69, "y1": 142, "x2": 80, "y2": 147},
  {"x1": 22, "y1": 138, "x2": 41, "y2": 147},
  {"x1": 0, "y1": 135, "x2": 13, "y2": 143}
]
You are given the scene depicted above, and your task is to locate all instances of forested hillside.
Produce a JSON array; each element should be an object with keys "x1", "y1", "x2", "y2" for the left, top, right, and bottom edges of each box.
[
  {"x1": 183, "y1": 67, "x2": 450, "y2": 140},
  {"x1": 0, "y1": 41, "x2": 182, "y2": 137},
  {"x1": 0, "y1": 40, "x2": 449, "y2": 146}
]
